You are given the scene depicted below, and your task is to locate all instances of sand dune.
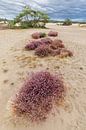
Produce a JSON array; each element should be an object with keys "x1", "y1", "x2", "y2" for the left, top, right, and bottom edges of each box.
[{"x1": 0, "y1": 24, "x2": 86, "y2": 130}]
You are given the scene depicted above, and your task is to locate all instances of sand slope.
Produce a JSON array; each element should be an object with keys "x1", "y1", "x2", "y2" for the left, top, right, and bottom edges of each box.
[{"x1": 0, "y1": 24, "x2": 86, "y2": 130}]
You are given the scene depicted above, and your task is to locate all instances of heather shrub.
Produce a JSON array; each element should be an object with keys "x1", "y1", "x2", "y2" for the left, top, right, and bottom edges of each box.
[
  {"x1": 51, "y1": 48, "x2": 73, "y2": 57},
  {"x1": 32, "y1": 32, "x2": 40, "y2": 39},
  {"x1": 11, "y1": 71, "x2": 66, "y2": 122},
  {"x1": 50, "y1": 39, "x2": 65, "y2": 50},
  {"x1": 48, "y1": 31, "x2": 58, "y2": 37},
  {"x1": 25, "y1": 40, "x2": 44, "y2": 50},
  {"x1": 36, "y1": 38, "x2": 53, "y2": 47},
  {"x1": 25, "y1": 35, "x2": 73, "y2": 58},
  {"x1": 35, "y1": 45, "x2": 51, "y2": 57},
  {"x1": 41, "y1": 38, "x2": 53, "y2": 45},
  {"x1": 25, "y1": 42, "x2": 37, "y2": 50},
  {"x1": 32, "y1": 32, "x2": 46, "y2": 39},
  {"x1": 60, "y1": 48, "x2": 73, "y2": 58},
  {"x1": 53, "y1": 39, "x2": 63, "y2": 46},
  {"x1": 50, "y1": 48, "x2": 61, "y2": 56}
]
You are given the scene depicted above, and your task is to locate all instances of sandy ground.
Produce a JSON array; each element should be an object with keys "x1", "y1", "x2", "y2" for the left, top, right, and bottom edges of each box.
[{"x1": 0, "y1": 23, "x2": 86, "y2": 130}]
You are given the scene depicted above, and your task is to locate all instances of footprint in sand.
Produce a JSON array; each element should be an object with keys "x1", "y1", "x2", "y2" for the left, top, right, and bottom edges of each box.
[
  {"x1": 3, "y1": 69, "x2": 8, "y2": 73},
  {"x1": 3, "y1": 79, "x2": 9, "y2": 84},
  {"x1": 10, "y1": 82, "x2": 15, "y2": 86}
]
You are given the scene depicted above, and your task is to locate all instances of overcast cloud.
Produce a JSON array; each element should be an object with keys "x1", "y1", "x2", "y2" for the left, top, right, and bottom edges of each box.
[{"x1": 0, "y1": 0, "x2": 86, "y2": 21}]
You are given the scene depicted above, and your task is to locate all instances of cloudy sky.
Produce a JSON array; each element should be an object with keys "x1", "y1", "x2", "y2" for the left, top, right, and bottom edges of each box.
[{"x1": 0, "y1": 0, "x2": 86, "y2": 21}]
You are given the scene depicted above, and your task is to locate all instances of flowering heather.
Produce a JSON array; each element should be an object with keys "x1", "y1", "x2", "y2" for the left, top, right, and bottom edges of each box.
[
  {"x1": 25, "y1": 38, "x2": 52, "y2": 51},
  {"x1": 11, "y1": 71, "x2": 66, "y2": 123},
  {"x1": 60, "y1": 48, "x2": 73, "y2": 58},
  {"x1": 41, "y1": 38, "x2": 53, "y2": 45},
  {"x1": 32, "y1": 32, "x2": 46, "y2": 39},
  {"x1": 25, "y1": 34, "x2": 73, "y2": 58},
  {"x1": 48, "y1": 31, "x2": 58, "y2": 37},
  {"x1": 35, "y1": 45, "x2": 51, "y2": 57},
  {"x1": 32, "y1": 32, "x2": 40, "y2": 39},
  {"x1": 25, "y1": 42, "x2": 37, "y2": 50},
  {"x1": 25, "y1": 41, "x2": 44, "y2": 50},
  {"x1": 53, "y1": 39, "x2": 64, "y2": 47},
  {"x1": 50, "y1": 39, "x2": 65, "y2": 50},
  {"x1": 50, "y1": 48, "x2": 61, "y2": 56},
  {"x1": 35, "y1": 38, "x2": 53, "y2": 46}
]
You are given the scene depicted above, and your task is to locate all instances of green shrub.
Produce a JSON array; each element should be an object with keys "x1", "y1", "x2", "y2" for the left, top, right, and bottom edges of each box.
[
  {"x1": 63, "y1": 18, "x2": 72, "y2": 26},
  {"x1": 20, "y1": 21, "x2": 33, "y2": 29},
  {"x1": 8, "y1": 21, "x2": 15, "y2": 29},
  {"x1": 40, "y1": 32, "x2": 46, "y2": 38}
]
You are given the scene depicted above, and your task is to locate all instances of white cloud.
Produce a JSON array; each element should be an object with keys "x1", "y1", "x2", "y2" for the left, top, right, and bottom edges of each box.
[
  {"x1": 32, "y1": 0, "x2": 49, "y2": 4},
  {"x1": 0, "y1": 0, "x2": 86, "y2": 21}
]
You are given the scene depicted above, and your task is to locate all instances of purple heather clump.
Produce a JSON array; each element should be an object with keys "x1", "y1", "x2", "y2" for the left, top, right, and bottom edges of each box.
[
  {"x1": 48, "y1": 31, "x2": 58, "y2": 37},
  {"x1": 32, "y1": 32, "x2": 40, "y2": 39},
  {"x1": 25, "y1": 33, "x2": 73, "y2": 58},
  {"x1": 60, "y1": 48, "x2": 73, "y2": 57},
  {"x1": 50, "y1": 39, "x2": 65, "y2": 49},
  {"x1": 41, "y1": 38, "x2": 53, "y2": 45},
  {"x1": 25, "y1": 40, "x2": 44, "y2": 50},
  {"x1": 35, "y1": 45, "x2": 51, "y2": 57},
  {"x1": 25, "y1": 42, "x2": 36, "y2": 50},
  {"x1": 32, "y1": 32, "x2": 46, "y2": 39},
  {"x1": 11, "y1": 71, "x2": 66, "y2": 123},
  {"x1": 50, "y1": 48, "x2": 61, "y2": 56}
]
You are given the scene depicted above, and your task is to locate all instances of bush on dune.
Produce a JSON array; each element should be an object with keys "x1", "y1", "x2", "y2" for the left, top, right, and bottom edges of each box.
[
  {"x1": 32, "y1": 32, "x2": 46, "y2": 39},
  {"x1": 63, "y1": 18, "x2": 72, "y2": 26},
  {"x1": 8, "y1": 6, "x2": 49, "y2": 29},
  {"x1": 60, "y1": 48, "x2": 73, "y2": 58},
  {"x1": 25, "y1": 41, "x2": 43, "y2": 50},
  {"x1": 25, "y1": 31, "x2": 73, "y2": 58},
  {"x1": 41, "y1": 38, "x2": 53, "y2": 45},
  {"x1": 20, "y1": 21, "x2": 33, "y2": 29},
  {"x1": 35, "y1": 45, "x2": 51, "y2": 57},
  {"x1": 25, "y1": 38, "x2": 53, "y2": 51},
  {"x1": 48, "y1": 31, "x2": 58, "y2": 37},
  {"x1": 50, "y1": 48, "x2": 61, "y2": 56},
  {"x1": 32, "y1": 32, "x2": 40, "y2": 39},
  {"x1": 11, "y1": 71, "x2": 66, "y2": 122},
  {"x1": 50, "y1": 39, "x2": 65, "y2": 50},
  {"x1": 50, "y1": 48, "x2": 73, "y2": 57},
  {"x1": 25, "y1": 42, "x2": 37, "y2": 50}
]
